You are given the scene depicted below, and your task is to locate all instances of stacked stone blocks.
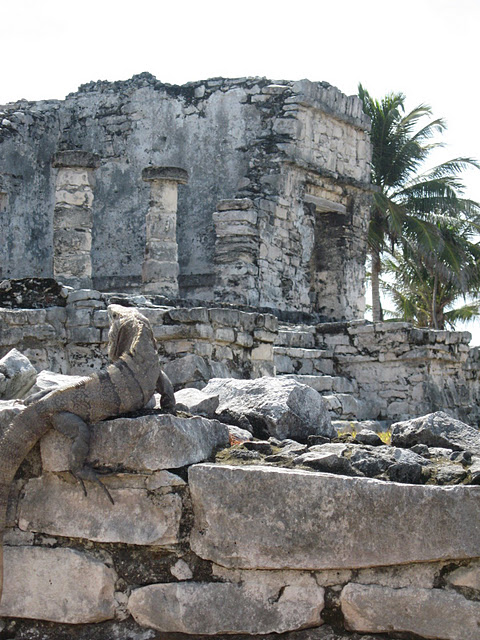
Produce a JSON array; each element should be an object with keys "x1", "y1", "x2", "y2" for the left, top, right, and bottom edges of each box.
[{"x1": 52, "y1": 151, "x2": 100, "y2": 288}]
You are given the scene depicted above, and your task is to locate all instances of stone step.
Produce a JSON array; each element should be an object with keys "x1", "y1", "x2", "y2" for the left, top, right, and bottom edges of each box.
[
  {"x1": 276, "y1": 326, "x2": 317, "y2": 349},
  {"x1": 274, "y1": 346, "x2": 334, "y2": 376}
]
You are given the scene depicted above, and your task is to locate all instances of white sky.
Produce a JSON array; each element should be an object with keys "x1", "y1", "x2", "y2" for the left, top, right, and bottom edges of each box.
[{"x1": 2, "y1": 0, "x2": 480, "y2": 342}]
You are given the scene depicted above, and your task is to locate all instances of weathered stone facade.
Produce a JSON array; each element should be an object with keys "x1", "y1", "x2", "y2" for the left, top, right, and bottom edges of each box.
[{"x1": 0, "y1": 74, "x2": 372, "y2": 321}]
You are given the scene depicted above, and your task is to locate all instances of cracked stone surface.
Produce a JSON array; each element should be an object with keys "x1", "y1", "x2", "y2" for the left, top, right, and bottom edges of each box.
[{"x1": 0, "y1": 546, "x2": 117, "y2": 623}]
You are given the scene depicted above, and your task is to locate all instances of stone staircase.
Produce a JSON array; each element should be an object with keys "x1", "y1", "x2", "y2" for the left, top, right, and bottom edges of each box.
[{"x1": 275, "y1": 324, "x2": 367, "y2": 421}]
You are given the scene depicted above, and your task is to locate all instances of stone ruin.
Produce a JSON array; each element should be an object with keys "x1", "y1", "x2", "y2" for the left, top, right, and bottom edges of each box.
[{"x1": 0, "y1": 75, "x2": 479, "y2": 639}]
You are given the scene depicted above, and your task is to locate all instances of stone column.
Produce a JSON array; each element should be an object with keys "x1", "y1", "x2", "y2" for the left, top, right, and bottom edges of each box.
[
  {"x1": 213, "y1": 198, "x2": 260, "y2": 306},
  {"x1": 141, "y1": 166, "x2": 188, "y2": 297},
  {"x1": 52, "y1": 151, "x2": 100, "y2": 288}
]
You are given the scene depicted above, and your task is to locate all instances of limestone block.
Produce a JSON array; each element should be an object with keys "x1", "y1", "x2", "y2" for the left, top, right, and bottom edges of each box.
[
  {"x1": 174, "y1": 387, "x2": 219, "y2": 417},
  {"x1": 0, "y1": 348, "x2": 37, "y2": 399},
  {"x1": 18, "y1": 473, "x2": 182, "y2": 545},
  {"x1": 54, "y1": 252, "x2": 92, "y2": 278},
  {"x1": 392, "y1": 411, "x2": 480, "y2": 455},
  {"x1": 341, "y1": 583, "x2": 480, "y2": 640},
  {"x1": 202, "y1": 377, "x2": 333, "y2": 440},
  {"x1": 142, "y1": 259, "x2": 179, "y2": 282},
  {"x1": 41, "y1": 412, "x2": 228, "y2": 472},
  {"x1": 53, "y1": 228, "x2": 92, "y2": 252},
  {"x1": 0, "y1": 546, "x2": 116, "y2": 623},
  {"x1": 145, "y1": 212, "x2": 177, "y2": 240},
  {"x1": 55, "y1": 189, "x2": 94, "y2": 208},
  {"x1": 146, "y1": 240, "x2": 178, "y2": 262},
  {"x1": 128, "y1": 576, "x2": 324, "y2": 634},
  {"x1": 189, "y1": 464, "x2": 480, "y2": 570},
  {"x1": 149, "y1": 180, "x2": 178, "y2": 212},
  {"x1": 53, "y1": 204, "x2": 93, "y2": 229}
]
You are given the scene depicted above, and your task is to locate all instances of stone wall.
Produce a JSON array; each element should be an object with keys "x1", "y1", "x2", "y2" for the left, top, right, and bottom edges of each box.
[
  {"x1": 276, "y1": 320, "x2": 480, "y2": 426},
  {"x1": 0, "y1": 74, "x2": 372, "y2": 320},
  {"x1": 0, "y1": 289, "x2": 276, "y2": 381},
  {"x1": 1, "y1": 429, "x2": 479, "y2": 640}
]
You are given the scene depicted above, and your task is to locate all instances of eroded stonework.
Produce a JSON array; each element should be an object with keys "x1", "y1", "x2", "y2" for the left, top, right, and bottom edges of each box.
[{"x1": 0, "y1": 74, "x2": 372, "y2": 321}]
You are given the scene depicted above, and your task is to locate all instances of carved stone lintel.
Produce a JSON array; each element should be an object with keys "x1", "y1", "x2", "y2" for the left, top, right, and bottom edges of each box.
[
  {"x1": 142, "y1": 166, "x2": 188, "y2": 184},
  {"x1": 52, "y1": 151, "x2": 100, "y2": 169}
]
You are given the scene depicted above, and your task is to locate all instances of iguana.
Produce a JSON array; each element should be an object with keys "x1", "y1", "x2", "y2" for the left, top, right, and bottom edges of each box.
[{"x1": 0, "y1": 304, "x2": 176, "y2": 602}]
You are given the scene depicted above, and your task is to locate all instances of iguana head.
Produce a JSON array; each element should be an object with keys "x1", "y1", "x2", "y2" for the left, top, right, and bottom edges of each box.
[{"x1": 107, "y1": 304, "x2": 154, "y2": 361}]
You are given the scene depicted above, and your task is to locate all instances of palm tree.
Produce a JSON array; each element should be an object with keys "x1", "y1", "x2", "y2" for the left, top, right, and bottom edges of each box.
[
  {"x1": 358, "y1": 84, "x2": 480, "y2": 321},
  {"x1": 381, "y1": 218, "x2": 480, "y2": 329}
]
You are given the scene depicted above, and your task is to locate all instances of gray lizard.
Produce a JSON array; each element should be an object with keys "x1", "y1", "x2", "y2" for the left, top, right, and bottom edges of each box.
[{"x1": 0, "y1": 304, "x2": 176, "y2": 601}]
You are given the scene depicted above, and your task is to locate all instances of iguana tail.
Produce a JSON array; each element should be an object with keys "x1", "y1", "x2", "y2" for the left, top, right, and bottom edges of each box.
[{"x1": 0, "y1": 406, "x2": 51, "y2": 603}]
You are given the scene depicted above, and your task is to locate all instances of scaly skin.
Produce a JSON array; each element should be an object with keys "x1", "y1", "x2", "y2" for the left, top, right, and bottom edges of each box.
[{"x1": 0, "y1": 304, "x2": 172, "y2": 602}]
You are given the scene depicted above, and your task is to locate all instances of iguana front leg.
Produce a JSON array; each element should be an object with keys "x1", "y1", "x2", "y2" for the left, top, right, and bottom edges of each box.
[
  {"x1": 156, "y1": 371, "x2": 176, "y2": 414},
  {"x1": 52, "y1": 412, "x2": 114, "y2": 504}
]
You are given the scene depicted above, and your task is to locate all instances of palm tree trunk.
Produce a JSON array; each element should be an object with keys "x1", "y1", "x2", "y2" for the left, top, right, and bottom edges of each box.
[
  {"x1": 432, "y1": 271, "x2": 439, "y2": 329},
  {"x1": 371, "y1": 249, "x2": 383, "y2": 322}
]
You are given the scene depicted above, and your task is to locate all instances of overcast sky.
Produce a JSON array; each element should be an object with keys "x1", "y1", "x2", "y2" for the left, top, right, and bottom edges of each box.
[{"x1": 2, "y1": 0, "x2": 480, "y2": 341}]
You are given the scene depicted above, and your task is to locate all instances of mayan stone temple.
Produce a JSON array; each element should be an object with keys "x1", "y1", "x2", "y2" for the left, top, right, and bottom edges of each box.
[{"x1": 0, "y1": 74, "x2": 479, "y2": 640}]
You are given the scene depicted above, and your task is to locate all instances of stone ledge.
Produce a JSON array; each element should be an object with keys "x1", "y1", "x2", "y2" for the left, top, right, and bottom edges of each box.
[
  {"x1": 41, "y1": 413, "x2": 229, "y2": 472},
  {"x1": 217, "y1": 198, "x2": 254, "y2": 211},
  {"x1": 142, "y1": 166, "x2": 188, "y2": 183},
  {"x1": 189, "y1": 464, "x2": 480, "y2": 570}
]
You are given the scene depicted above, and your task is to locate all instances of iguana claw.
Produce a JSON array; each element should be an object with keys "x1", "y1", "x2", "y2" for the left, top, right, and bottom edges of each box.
[{"x1": 71, "y1": 467, "x2": 115, "y2": 505}]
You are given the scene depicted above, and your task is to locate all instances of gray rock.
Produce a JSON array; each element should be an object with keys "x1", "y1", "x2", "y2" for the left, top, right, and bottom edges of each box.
[
  {"x1": 128, "y1": 575, "x2": 324, "y2": 634},
  {"x1": 189, "y1": 463, "x2": 480, "y2": 570},
  {"x1": 294, "y1": 444, "x2": 359, "y2": 476},
  {"x1": 392, "y1": 411, "x2": 480, "y2": 455},
  {"x1": 162, "y1": 354, "x2": 211, "y2": 391},
  {"x1": 349, "y1": 447, "x2": 392, "y2": 477},
  {"x1": 202, "y1": 377, "x2": 333, "y2": 441},
  {"x1": 0, "y1": 546, "x2": 116, "y2": 623},
  {"x1": 174, "y1": 387, "x2": 219, "y2": 417},
  {"x1": 227, "y1": 424, "x2": 253, "y2": 443},
  {"x1": 434, "y1": 464, "x2": 467, "y2": 485},
  {"x1": 341, "y1": 583, "x2": 480, "y2": 640},
  {"x1": 355, "y1": 429, "x2": 383, "y2": 446},
  {"x1": 0, "y1": 348, "x2": 37, "y2": 399},
  {"x1": 19, "y1": 473, "x2": 182, "y2": 545},
  {"x1": 41, "y1": 413, "x2": 229, "y2": 472},
  {"x1": 26, "y1": 369, "x2": 89, "y2": 398},
  {"x1": 386, "y1": 461, "x2": 424, "y2": 484},
  {"x1": 469, "y1": 457, "x2": 480, "y2": 484}
]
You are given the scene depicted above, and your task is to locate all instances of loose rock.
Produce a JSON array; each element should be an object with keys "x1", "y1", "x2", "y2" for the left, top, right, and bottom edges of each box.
[
  {"x1": 392, "y1": 411, "x2": 480, "y2": 455},
  {"x1": 0, "y1": 348, "x2": 37, "y2": 399},
  {"x1": 202, "y1": 377, "x2": 333, "y2": 441}
]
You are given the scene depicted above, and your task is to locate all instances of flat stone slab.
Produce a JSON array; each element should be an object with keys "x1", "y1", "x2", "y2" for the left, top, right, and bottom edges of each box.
[
  {"x1": 189, "y1": 464, "x2": 480, "y2": 570},
  {"x1": 341, "y1": 583, "x2": 480, "y2": 640},
  {"x1": 0, "y1": 546, "x2": 116, "y2": 623},
  {"x1": 128, "y1": 575, "x2": 324, "y2": 634},
  {"x1": 18, "y1": 472, "x2": 182, "y2": 545},
  {"x1": 203, "y1": 377, "x2": 333, "y2": 441},
  {"x1": 41, "y1": 413, "x2": 229, "y2": 472}
]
